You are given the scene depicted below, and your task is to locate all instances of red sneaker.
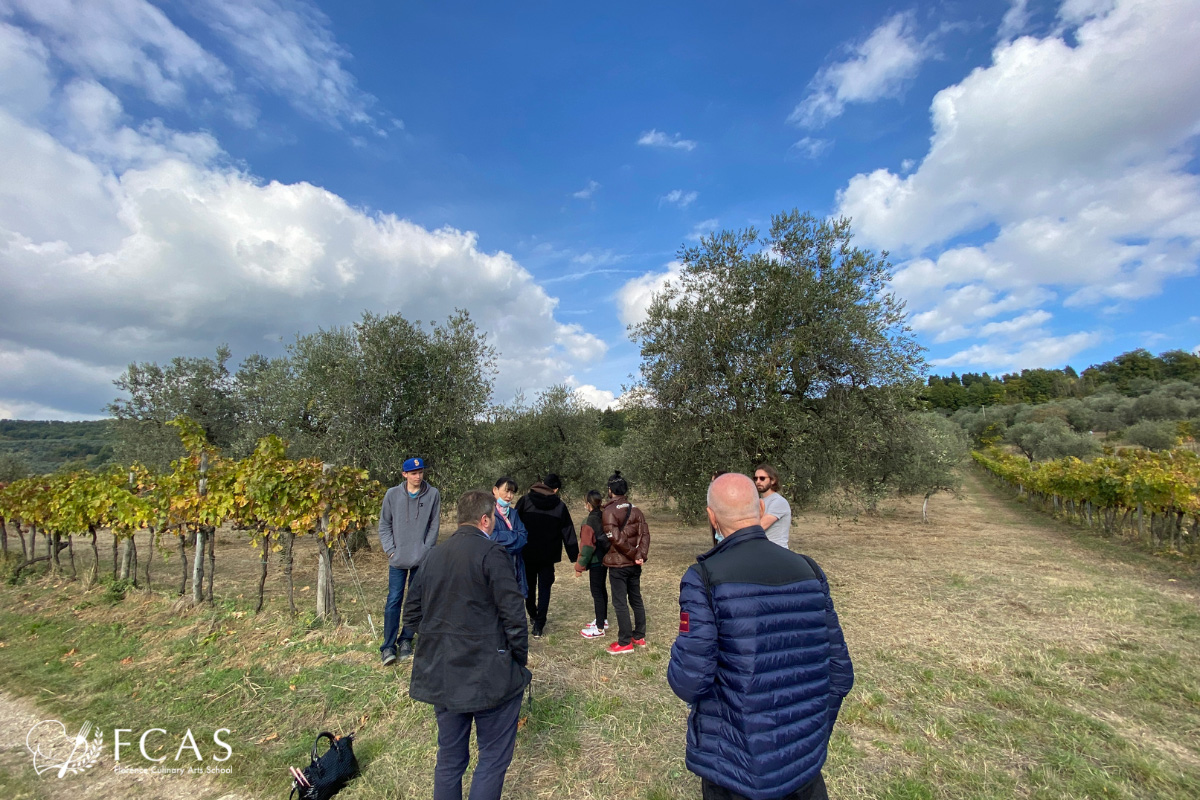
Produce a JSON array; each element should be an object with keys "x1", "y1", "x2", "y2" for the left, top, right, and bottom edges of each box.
[
  {"x1": 606, "y1": 642, "x2": 634, "y2": 655},
  {"x1": 632, "y1": 638, "x2": 648, "y2": 647}
]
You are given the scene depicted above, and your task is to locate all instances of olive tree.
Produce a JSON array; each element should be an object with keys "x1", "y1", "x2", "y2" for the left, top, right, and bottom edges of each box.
[
  {"x1": 1005, "y1": 419, "x2": 1100, "y2": 461},
  {"x1": 107, "y1": 346, "x2": 240, "y2": 470},
  {"x1": 283, "y1": 310, "x2": 496, "y2": 498},
  {"x1": 1123, "y1": 420, "x2": 1179, "y2": 451},
  {"x1": 893, "y1": 413, "x2": 970, "y2": 522},
  {"x1": 485, "y1": 385, "x2": 610, "y2": 496},
  {"x1": 627, "y1": 211, "x2": 925, "y2": 519}
]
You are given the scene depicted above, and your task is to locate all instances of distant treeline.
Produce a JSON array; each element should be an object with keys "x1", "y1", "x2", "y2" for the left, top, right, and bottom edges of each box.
[
  {"x1": 0, "y1": 420, "x2": 117, "y2": 478},
  {"x1": 922, "y1": 349, "x2": 1200, "y2": 411},
  {"x1": 926, "y1": 349, "x2": 1200, "y2": 461}
]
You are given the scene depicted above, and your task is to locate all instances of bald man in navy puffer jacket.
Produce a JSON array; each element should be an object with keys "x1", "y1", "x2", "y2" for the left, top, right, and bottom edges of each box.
[{"x1": 668, "y1": 473, "x2": 853, "y2": 800}]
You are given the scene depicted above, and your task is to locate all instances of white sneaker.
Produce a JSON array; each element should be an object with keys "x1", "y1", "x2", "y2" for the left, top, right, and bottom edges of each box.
[
  {"x1": 588, "y1": 619, "x2": 610, "y2": 631},
  {"x1": 580, "y1": 622, "x2": 605, "y2": 639}
]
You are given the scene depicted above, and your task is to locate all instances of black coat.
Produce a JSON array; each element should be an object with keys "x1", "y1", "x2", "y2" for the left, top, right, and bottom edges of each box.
[
  {"x1": 516, "y1": 485, "x2": 579, "y2": 566},
  {"x1": 404, "y1": 524, "x2": 531, "y2": 713}
]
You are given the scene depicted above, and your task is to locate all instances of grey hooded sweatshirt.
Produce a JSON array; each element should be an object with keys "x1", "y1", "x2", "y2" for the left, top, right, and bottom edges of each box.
[{"x1": 378, "y1": 480, "x2": 441, "y2": 569}]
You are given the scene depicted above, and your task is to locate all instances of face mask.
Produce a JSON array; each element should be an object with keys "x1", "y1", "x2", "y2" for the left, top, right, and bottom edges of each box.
[
  {"x1": 714, "y1": 532, "x2": 725, "y2": 543},
  {"x1": 496, "y1": 497, "x2": 511, "y2": 510}
]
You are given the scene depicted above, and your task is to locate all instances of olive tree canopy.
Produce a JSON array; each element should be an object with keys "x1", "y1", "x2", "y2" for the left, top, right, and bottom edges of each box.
[{"x1": 628, "y1": 211, "x2": 925, "y2": 518}]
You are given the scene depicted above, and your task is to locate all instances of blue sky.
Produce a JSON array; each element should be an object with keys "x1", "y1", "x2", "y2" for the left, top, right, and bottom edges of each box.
[{"x1": 1, "y1": 0, "x2": 1198, "y2": 419}]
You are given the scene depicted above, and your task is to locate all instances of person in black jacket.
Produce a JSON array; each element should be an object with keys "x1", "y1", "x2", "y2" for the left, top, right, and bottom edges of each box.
[
  {"x1": 515, "y1": 474, "x2": 579, "y2": 637},
  {"x1": 404, "y1": 490, "x2": 531, "y2": 800}
]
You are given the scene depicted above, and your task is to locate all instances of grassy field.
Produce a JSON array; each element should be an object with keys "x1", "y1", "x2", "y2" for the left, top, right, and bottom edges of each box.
[{"x1": 2, "y1": 469, "x2": 1199, "y2": 799}]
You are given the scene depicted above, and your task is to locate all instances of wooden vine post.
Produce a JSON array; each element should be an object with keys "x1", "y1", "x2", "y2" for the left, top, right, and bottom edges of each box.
[
  {"x1": 193, "y1": 451, "x2": 207, "y2": 605},
  {"x1": 316, "y1": 464, "x2": 338, "y2": 623}
]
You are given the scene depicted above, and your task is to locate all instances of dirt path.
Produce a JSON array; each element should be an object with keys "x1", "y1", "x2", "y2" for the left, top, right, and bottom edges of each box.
[
  {"x1": 0, "y1": 690, "x2": 249, "y2": 800},
  {"x1": 799, "y1": 468, "x2": 1200, "y2": 654}
]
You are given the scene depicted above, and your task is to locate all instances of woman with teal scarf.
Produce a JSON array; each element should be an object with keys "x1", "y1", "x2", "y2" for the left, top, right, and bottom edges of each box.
[{"x1": 490, "y1": 476, "x2": 529, "y2": 596}]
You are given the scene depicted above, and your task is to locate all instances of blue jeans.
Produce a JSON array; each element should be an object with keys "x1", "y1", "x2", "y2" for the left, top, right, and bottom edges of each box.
[
  {"x1": 433, "y1": 691, "x2": 524, "y2": 800},
  {"x1": 381, "y1": 566, "x2": 416, "y2": 653}
]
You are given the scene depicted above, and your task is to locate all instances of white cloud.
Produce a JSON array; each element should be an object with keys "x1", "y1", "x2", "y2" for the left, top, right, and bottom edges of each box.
[
  {"x1": 59, "y1": 79, "x2": 223, "y2": 168},
  {"x1": 572, "y1": 179, "x2": 600, "y2": 199},
  {"x1": 789, "y1": 12, "x2": 930, "y2": 129},
  {"x1": 999, "y1": 0, "x2": 1033, "y2": 40},
  {"x1": 0, "y1": 342, "x2": 121, "y2": 420},
  {"x1": 790, "y1": 137, "x2": 832, "y2": 159},
  {"x1": 686, "y1": 219, "x2": 720, "y2": 242},
  {"x1": 931, "y1": 331, "x2": 1102, "y2": 370},
  {"x1": 659, "y1": 189, "x2": 698, "y2": 208},
  {"x1": 1, "y1": 0, "x2": 234, "y2": 106},
  {"x1": 0, "y1": 22, "x2": 53, "y2": 120},
  {"x1": 568, "y1": 381, "x2": 620, "y2": 410},
  {"x1": 838, "y1": 0, "x2": 1200, "y2": 355},
  {"x1": 1058, "y1": 0, "x2": 1119, "y2": 28},
  {"x1": 616, "y1": 261, "x2": 685, "y2": 329},
  {"x1": 979, "y1": 309, "x2": 1053, "y2": 338},
  {"x1": 187, "y1": 0, "x2": 383, "y2": 129},
  {"x1": 1, "y1": 0, "x2": 386, "y2": 131},
  {"x1": 0, "y1": 46, "x2": 607, "y2": 416},
  {"x1": 637, "y1": 129, "x2": 697, "y2": 151},
  {"x1": 907, "y1": 285, "x2": 1054, "y2": 343}
]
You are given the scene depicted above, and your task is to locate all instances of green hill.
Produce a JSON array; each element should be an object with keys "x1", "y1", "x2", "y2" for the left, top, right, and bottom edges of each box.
[{"x1": 0, "y1": 419, "x2": 117, "y2": 477}]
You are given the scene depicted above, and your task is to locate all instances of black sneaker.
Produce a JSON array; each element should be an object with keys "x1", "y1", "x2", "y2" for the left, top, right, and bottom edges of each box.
[
  {"x1": 397, "y1": 640, "x2": 414, "y2": 661},
  {"x1": 531, "y1": 623, "x2": 544, "y2": 638},
  {"x1": 381, "y1": 648, "x2": 397, "y2": 666}
]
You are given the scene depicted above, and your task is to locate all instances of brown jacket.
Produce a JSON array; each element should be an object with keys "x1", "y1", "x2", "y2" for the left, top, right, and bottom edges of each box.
[{"x1": 601, "y1": 495, "x2": 650, "y2": 568}]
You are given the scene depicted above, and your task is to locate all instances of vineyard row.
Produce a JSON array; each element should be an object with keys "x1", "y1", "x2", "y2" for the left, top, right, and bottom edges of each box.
[
  {"x1": 971, "y1": 447, "x2": 1200, "y2": 556},
  {"x1": 0, "y1": 419, "x2": 384, "y2": 619}
]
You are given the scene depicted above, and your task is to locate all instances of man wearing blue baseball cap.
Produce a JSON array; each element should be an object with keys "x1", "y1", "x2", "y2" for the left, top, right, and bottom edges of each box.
[{"x1": 379, "y1": 456, "x2": 441, "y2": 665}]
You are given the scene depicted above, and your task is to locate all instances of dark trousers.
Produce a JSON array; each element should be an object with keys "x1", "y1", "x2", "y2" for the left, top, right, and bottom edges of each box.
[
  {"x1": 702, "y1": 774, "x2": 828, "y2": 800},
  {"x1": 523, "y1": 560, "x2": 555, "y2": 627},
  {"x1": 380, "y1": 566, "x2": 415, "y2": 653},
  {"x1": 433, "y1": 691, "x2": 524, "y2": 800},
  {"x1": 588, "y1": 564, "x2": 609, "y2": 626},
  {"x1": 608, "y1": 565, "x2": 645, "y2": 645}
]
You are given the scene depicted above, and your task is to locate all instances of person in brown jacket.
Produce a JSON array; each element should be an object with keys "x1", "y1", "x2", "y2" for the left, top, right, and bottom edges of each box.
[{"x1": 601, "y1": 470, "x2": 650, "y2": 654}]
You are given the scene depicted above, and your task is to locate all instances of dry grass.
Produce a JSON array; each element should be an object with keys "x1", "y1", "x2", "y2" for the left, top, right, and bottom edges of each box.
[{"x1": 3, "y1": 470, "x2": 1200, "y2": 799}]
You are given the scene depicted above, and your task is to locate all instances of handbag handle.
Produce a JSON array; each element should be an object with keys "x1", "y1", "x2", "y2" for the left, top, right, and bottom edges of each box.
[{"x1": 310, "y1": 732, "x2": 337, "y2": 762}]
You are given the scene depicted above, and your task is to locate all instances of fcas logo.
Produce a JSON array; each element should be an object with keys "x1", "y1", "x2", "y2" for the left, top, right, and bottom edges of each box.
[{"x1": 25, "y1": 720, "x2": 104, "y2": 777}]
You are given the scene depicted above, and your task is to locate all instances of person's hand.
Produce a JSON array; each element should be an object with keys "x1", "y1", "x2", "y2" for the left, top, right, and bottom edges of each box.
[
  {"x1": 574, "y1": 564, "x2": 584, "y2": 576},
  {"x1": 634, "y1": 558, "x2": 644, "y2": 565}
]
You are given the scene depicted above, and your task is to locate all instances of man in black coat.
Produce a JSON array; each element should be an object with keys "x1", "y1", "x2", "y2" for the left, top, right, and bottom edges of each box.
[
  {"x1": 404, "y1": 490, "x2": 530, "y2": 800},
  {"x1": 515, "y1": 473, "x2": 579, "y2": 637}
]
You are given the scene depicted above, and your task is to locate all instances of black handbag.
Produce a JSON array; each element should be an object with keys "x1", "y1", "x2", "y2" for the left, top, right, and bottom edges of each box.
[{"x1": 288, "y1": 732, "x2": 359, "y2": 800}]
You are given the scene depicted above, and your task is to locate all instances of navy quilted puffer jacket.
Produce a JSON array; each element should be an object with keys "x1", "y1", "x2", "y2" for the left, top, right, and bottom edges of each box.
[{"x1": 667, "y1": 527, "x2": 853, "y2": 800}]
